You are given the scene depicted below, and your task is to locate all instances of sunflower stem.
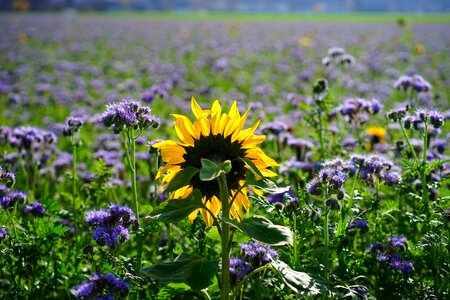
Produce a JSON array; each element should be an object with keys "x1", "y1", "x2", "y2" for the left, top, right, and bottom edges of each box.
[{"x1": 218, "y1": 173, "x2": 231, "y2": 300}]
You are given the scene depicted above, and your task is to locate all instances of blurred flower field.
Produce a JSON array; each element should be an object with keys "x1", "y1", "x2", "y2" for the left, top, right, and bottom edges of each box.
[{"x1": 0, "y1": 14, "x2": 449, "y2": 299}]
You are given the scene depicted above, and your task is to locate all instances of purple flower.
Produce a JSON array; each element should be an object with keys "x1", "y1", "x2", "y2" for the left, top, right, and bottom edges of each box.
[
  {"x1": 229, "y1": 258, "x2": 254, "y2": 285},
  {"x1": 63, "y1": 116, "x2": 84, "y2": 137},
  {"x1": 388, "y1": 235, "x2": 407, "y2": 248},
  {"x1": 389, "y1": 253, "x2": 403, "y2": 270},
  {"x1": 267, "y1": 191, "x2": 297, "y2": 204},
  {"x1": 348, "y1": 219, "x2": 369, "y2": 233},
  {"x1": 24, "y1": 201, "x2": 46, "y2": 216},
  {"x1": 240, "y1": 241, "x2": 279, "y2": 268},
  {"x1": 376, "y1": 253, "x2": 390, "y2": 263},
  {"x1": 381, "y1": 172, "x2": 402, "y2": 186},
  {"x1": 73, "y1": 273, "x2": 129, "y2": 299},
  {"x1": 100, "y1": 99, "x2": 160, "y2": 134},
  {"x1": 366, "y1": 242, "x2": 384, "y2": 253},
  {"x1": 85, "y1": 204, "x2": 137, "y2": 250},
  {"x1": 400, "y1": 261, "x2": 413, "y2": 274},
  {"x1": 0, "y1": 169, "x2": 15, "y2": 188},
  {"x1": 1, "y1": 190, "x2": 27, "y2": 209},
  {"x1": 0, "y1": 228, "x2": 7, "y2": 243}
]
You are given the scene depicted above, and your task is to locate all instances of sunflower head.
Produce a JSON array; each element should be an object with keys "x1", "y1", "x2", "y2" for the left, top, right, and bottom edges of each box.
[
  {"x1": 153, "y1": 98, "x2": 278, "y2": 226},
  {"x1": 365, "y1": 126, "x2": 387, "y2": 150}
]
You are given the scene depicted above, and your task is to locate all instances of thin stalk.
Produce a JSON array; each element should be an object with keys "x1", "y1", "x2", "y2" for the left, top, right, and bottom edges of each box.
[
  {"x1": 317, "y1": 108, "x2": 325, "y2": 160},
  {"x1": 399, "y1": 121, "x2": 419, "y2": 162},
  {"x1": 72, "y1": 144, "x2": 77, "y2": 210},
  {"x1": 218, "y1": 173, "x2": 230, "y2": 300},
  {"x1": 421, "y1": 125, "x2": 429, "y2": 210},
  {"x1": 232, "y1": 265, "x2": 272, "y2": 299},
  {"x1": 292, "y1": 213, "x2": 298, "y2": 270},
  {"x1": 323, "y1": 208, "x2": 330, "y2": 281},
  {"x1": 125, "y1": 128, "x2": 143, "y2": 274}
]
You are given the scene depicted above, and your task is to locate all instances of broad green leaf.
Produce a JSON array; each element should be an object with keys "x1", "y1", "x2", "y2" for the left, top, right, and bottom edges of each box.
[
  {"x1": 199, "y1": 158, "x2": 231, "y2": 181},
  {"x1": 224, "y1": 215, "x2": 293, "y2": 246},
  {"x1": 271, "y1": 260, "x2": 336, "y2": 297},
  {"x1": 147, "y1": 189, "x2": 203, "y2": 223},
  {"x1": 205, "y1": 226, "x2": 251, "y2": 243},
  {"x1": 142, "y1": 253, "x2": 219, "y2": 290},
  {"x1": 165, "y1": 166, "x2": 199, "y2": 193}
]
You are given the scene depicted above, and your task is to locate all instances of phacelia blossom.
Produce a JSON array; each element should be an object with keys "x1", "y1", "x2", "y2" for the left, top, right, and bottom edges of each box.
[
  {"x1": 73, "y1": 273, "x2": 129, "y2": 299},
  {"x1": 85, "y1": 204, "x2": 137, "y2": 250},
  {"x1": 24, "y1": 201, "x2": 46, "y2": 216},
  {"x1": 0, "y1": 229, "x2": 7, "y2": 243},
  {"x1": 100, "y1": 99, "x2": 160, "y2": 134},
  {"x1": 229, "y1": 258, "x2": 254, "y2": 285},
  {"x1": 240, "y1": 241, "x2": 279, "y2": 268},
  {"x1": 330, "y1": 97, "x2": 382, "y2": 126}
]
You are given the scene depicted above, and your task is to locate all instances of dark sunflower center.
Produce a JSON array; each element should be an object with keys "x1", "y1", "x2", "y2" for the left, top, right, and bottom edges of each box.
[{"x1": 181, "y1": 134, "x2": 247, "y2": 199}]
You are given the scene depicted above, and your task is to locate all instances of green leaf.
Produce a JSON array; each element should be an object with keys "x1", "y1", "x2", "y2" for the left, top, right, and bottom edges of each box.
[
  {"x1": 271, "y1": 260, "x2": 336, "y2": 297},
  {"x1": 142, "y1": 253, "x2": 219, "y2": 290},
  {"x1": 147, "y1": 189, "x2": 203, "y2": 223},
  {"x1": 245, "y1": 171, "x2": 290, "y2": 194},
  {"x1": 165, "y1": 167, "x2": 199, "y2": 193},
  {"x1": 199, "y1": 158, "x2": 231, "y2": 181},
  {"x1": 240, "y1": 157, "x2": 264, "y2": 177},
  {"x1": 205, "y1": 226, "x2": 250, "y2": 243},
  {"x1": 224, "y1": 215, "x2": 293, "y2": 246}
]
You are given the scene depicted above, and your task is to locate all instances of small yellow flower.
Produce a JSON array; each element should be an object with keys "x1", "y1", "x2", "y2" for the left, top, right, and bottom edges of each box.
[
  {"x1": 153, "y1": 98, "x2": 278, "y2": 226},
  {"x1": 415, "y1": 44, "x2": 426, "y2": 55},
  {"x1": 298, "y1": 37, "x2": 312, "y2": 48}
]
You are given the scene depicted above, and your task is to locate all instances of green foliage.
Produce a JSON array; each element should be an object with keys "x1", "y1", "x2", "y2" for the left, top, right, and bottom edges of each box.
[
  {"x1": 142, "y1": 253, "x2": 219, "y2": 290},
  {"x1": 225, "y1": 215, "x2": 293, "y2": 246}
]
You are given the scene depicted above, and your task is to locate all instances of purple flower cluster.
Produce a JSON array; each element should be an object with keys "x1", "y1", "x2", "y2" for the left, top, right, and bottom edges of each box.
[
  {"x1": 24, "y1": 201, "x2": 46, "y2": 216},
  {"x1": 0, "y1": 168, "x2": 15, "y2": 188},
  {"x1": 306, "y1": 167, "x2": 347, "y2": 199},
  {"x1": 322, "y1": 47, "x2": 355, "y2": 67},
  {"x1": 140, "y1": 85, "x2": 168, "y2": 103},
  {"x1": 100, "y1": 99, "x2": 160, "y2": 134},
  {"x1": 347, "y1": 219, "x2": 369, "y2": 234},
  {"x1": 0, "y1": 185, "x2": 27, "y2": 209},
  {"x1": 229, "y1": 258, "x2": 255, "y2": 285},
  {"x1": 62, "y1": 116, "x2": 84, "y2": 137},
  {"x1": 403, "y1": 109, "x2": 445, "y2": 130},
  {"x1": 367, "y1": 236, "x2": 413, "y2": 274},
  {"x1": 229, "y1": 241, "x2": 279, "y2": 285},
  {"x1": 85, "y1": 204, "x2": 137, "y2": 250},
  {"x1": 267, "y1": 190, "x2": 297, "y2": 204},
  {"x1": 240, "y1": 240, "x2": 279, "y2": 268},
  {"x1": 0, "y1": 228, "x2": 7, "y2": 243},
  {"x1": 3, "y1": 126, "x2": 57, "y2": 151},
  {"x1": 329, "y1": 97, "x2": 382, "y2": 126},
  {"x1": 387, "y1": 105, "x2": 409, "y2": 122},
  {"x1": 393, "y1": 74, "x2": 432, "y2": 93},
  {"x1": 73, "y1": 273, "x2": 129, "y2": 299},
  {"x1": 351, "y1": 154, "x2": 401, "y2": 186}
]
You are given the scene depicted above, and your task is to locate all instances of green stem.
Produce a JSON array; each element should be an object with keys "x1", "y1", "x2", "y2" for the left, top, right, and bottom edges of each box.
[
  {"x1": 218, "y1": 173, "x2": 230, "y2": 300},
  {"x1": 292, "y1": 213, "x2": 298, "y2": 270},
  {"x1": 72, "y1": 144, "x2": 77, "y2": 210},
  {"x1": 399, "y1": 121, "x2": 419, "y2": 162},
  {"x1": 421, "y1": 125, "x2": 429, "y2": 211},
  {"x1": 317, "y1": 108, "x2": 325, "y2": 160},
  {"x1": 232, "y1": 265, "x2": 272, "y2": 299},
  {"x1": 323, "y1": 208, "x2": 330, "y2": 281},
  {"x1": 124, "y1": 129, "x2": 143, "y2": 274}
]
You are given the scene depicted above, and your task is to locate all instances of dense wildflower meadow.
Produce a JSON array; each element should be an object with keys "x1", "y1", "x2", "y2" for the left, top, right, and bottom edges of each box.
[{"x1": 1, "y1": 14, "x2": 450, "y2": 299}]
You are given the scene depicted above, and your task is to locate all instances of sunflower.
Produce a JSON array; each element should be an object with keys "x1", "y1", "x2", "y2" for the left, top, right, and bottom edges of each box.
[{"x1": 153, "y1": 98, "x2": 278, "y2": 226}]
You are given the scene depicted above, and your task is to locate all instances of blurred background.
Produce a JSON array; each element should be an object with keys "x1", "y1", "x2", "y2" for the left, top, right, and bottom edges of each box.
[{"x1": 2, "y1": 0, "x2": 450, "y2": 13}]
